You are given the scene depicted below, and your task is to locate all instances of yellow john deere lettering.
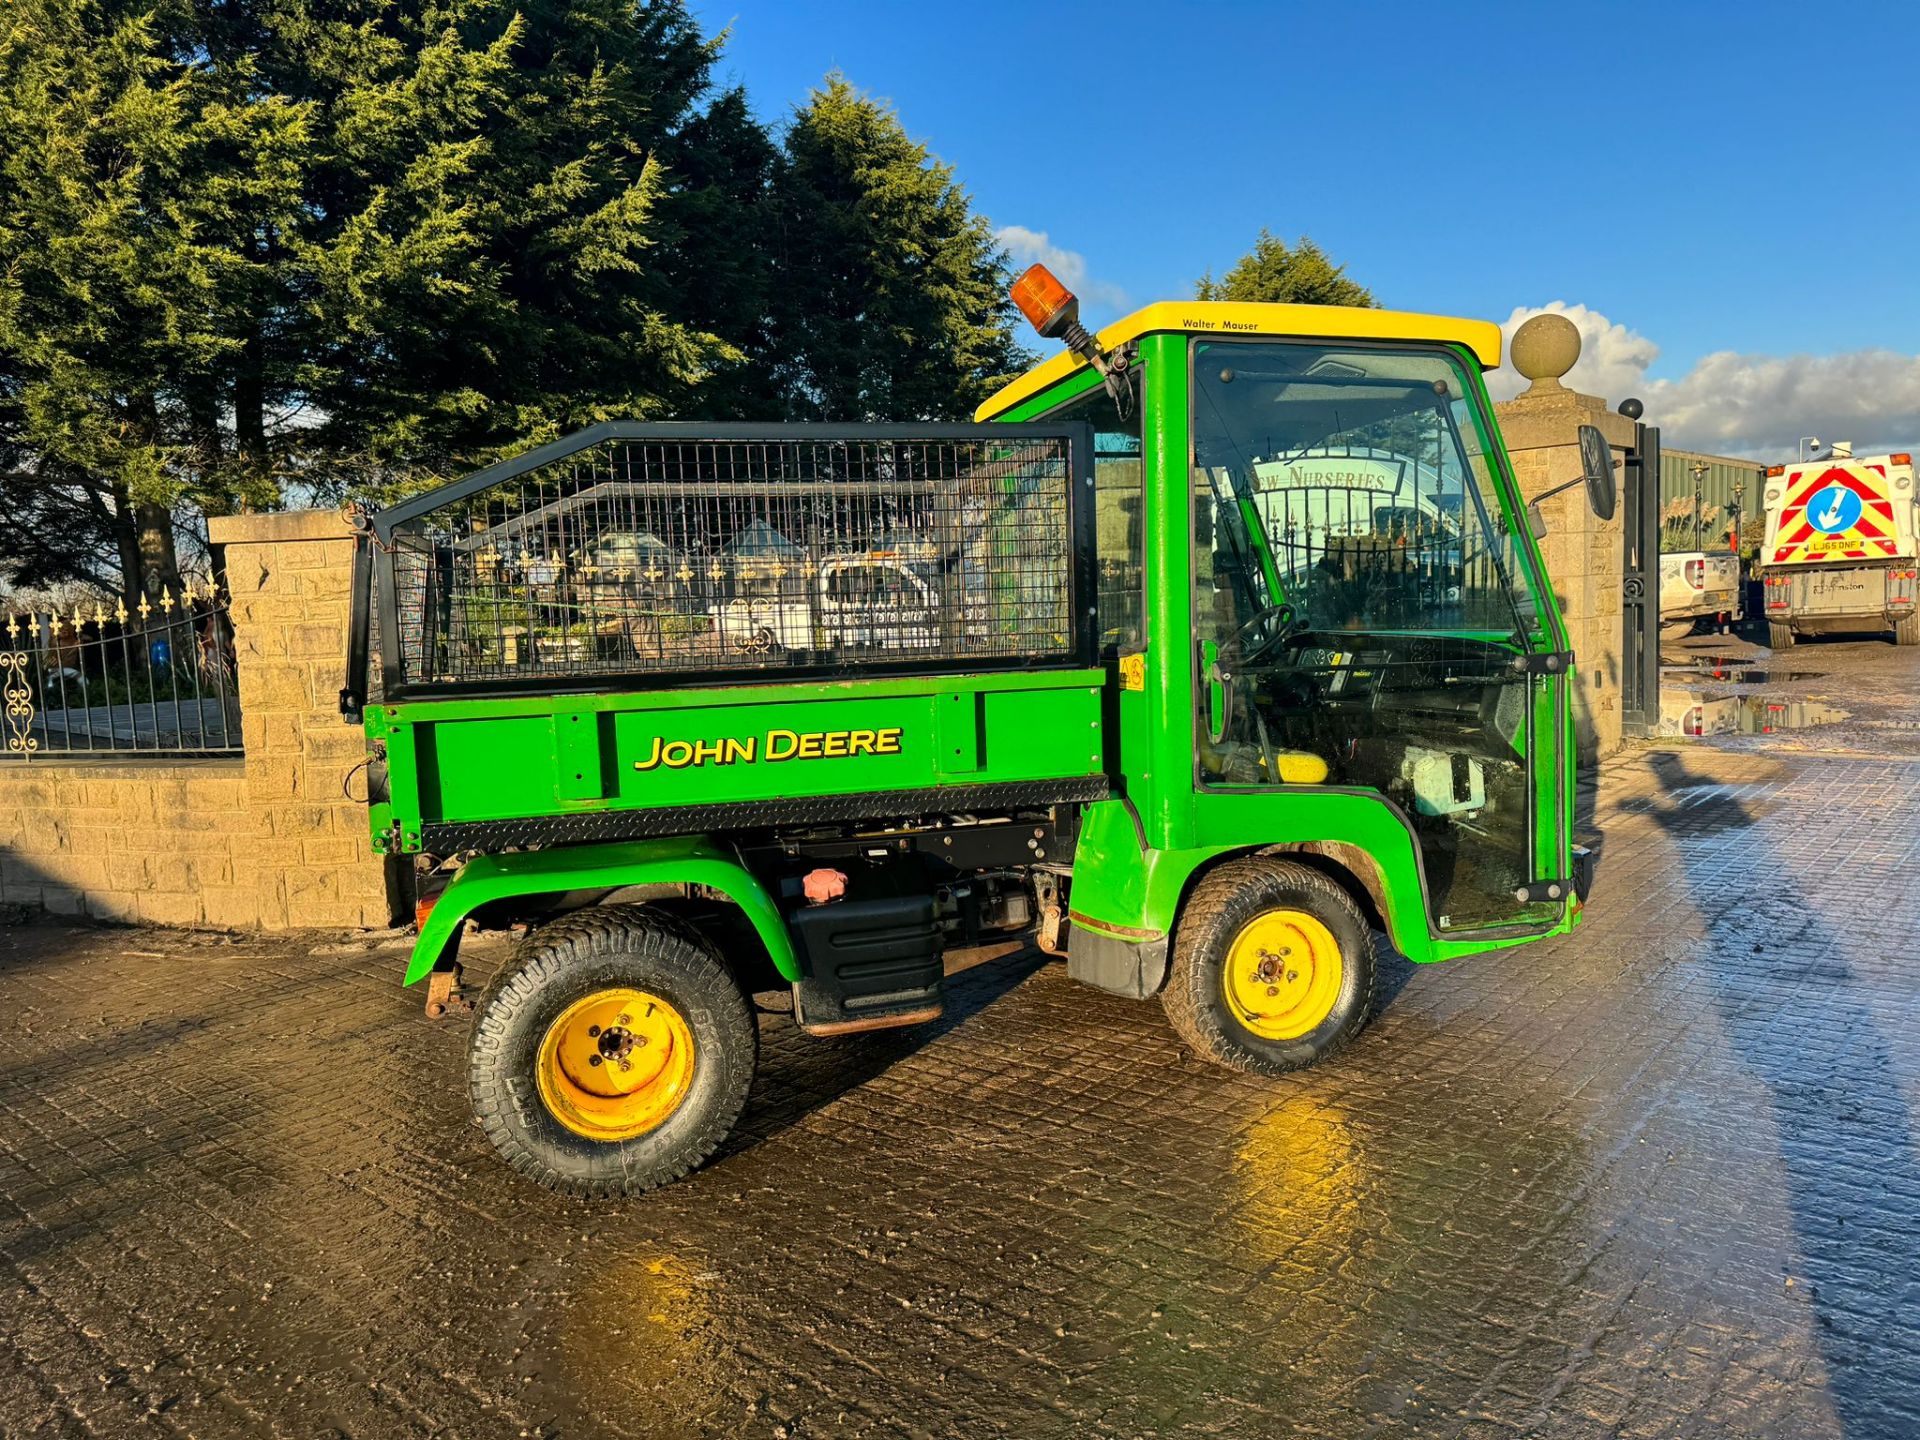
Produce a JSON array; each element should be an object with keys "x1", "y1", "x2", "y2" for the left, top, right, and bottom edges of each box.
[{"x1": 633, "y1": 727, "x2": 903, "y2": 772}]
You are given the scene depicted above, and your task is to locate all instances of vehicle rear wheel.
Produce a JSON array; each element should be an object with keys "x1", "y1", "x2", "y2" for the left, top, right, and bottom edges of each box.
[
  {"x1": 468, "y1": 905, "x2": 756, "y2": 1197},
  {"x1": 1768, "y1": 621, "x2": 1796, "y2": 649},
  {"x1": 1659, "y1": 619, "x2": 1693, "y2": 641},
  {"x1": 1162, "y1": 858, "x2": 1378, "y2": 1077},
  {"x1": 1895, "y1": 614, "x2": 1919, "y2": 646}
]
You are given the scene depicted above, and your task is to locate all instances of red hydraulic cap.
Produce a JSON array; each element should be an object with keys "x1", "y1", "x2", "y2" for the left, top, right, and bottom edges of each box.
[{"x1": 803, "y1": 868, "x2": 848, "y2": 905}]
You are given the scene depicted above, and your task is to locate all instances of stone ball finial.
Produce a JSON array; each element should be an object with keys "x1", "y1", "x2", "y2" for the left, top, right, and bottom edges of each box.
[{"x1": 1510, "y1": 312, "x2": 1581, "y2": 394}]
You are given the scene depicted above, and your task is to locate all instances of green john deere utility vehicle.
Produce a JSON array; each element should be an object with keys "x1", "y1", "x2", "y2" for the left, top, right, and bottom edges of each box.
[{"x1": 343, "y1": 265, "x2": 1615, "y2": 1195}]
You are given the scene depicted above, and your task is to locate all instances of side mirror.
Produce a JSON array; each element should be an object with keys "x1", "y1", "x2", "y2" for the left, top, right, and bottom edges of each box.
[
  {"x1": 1526, "y1": 423, "x2": 1620, "y2": 536},
  {"x1": 1578, "y1": 424, "x2": 1618, "y2": 520}
]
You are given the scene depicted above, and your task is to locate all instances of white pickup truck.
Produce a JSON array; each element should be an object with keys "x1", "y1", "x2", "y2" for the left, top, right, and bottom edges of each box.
[
  {"x1": 1659, "y1": 550, "x2": 1743, "y2": 639},
  {"x1": 710, "y1": 555, "x2": 943, "y2": 653}
]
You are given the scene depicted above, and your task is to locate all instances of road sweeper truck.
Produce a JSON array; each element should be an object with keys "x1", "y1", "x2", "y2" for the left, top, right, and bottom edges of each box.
[{"x1": 1758, "y1": 450, "x2": 1920, "y2": 646}]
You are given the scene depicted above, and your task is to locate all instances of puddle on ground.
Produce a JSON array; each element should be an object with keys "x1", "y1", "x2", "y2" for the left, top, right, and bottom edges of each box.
[
  {"x1": 1657, "y1": 689, "x2": 1850, "y2": 738},
  {"x1": 1664, "y1": 657, "x2": 1824, "y2": 684}
]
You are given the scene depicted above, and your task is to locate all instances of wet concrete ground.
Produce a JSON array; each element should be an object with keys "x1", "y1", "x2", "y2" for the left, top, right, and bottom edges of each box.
[{"x1": 4, "y1": 635, "x2": 1920, "y2": 1439}]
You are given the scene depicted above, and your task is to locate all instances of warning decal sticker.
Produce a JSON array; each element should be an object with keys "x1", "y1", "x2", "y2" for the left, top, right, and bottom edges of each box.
[{"x1": 1769, "y1": 464, "x2": 1900, "y2": 565}]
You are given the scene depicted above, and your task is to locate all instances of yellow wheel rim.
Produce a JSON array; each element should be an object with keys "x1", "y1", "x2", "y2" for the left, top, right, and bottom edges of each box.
[
  {"x1": 536, "y1": 987, "x2": 696, "y2": 1142},
  {"x1": 1221, "y1": 909, "x2": 1345, "y2": 1041}
]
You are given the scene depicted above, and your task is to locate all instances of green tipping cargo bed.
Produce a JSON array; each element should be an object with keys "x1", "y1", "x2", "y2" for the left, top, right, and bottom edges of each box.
[
  {"x1": 345, "y1": 422, "x2": 1105, "y2": 854},
  {"x1": 363, "y1": 669, "x2": 1109, "y2": 853}
]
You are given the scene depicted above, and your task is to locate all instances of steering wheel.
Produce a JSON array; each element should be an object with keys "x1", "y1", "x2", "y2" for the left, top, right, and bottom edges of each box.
[{"x1": 1229, "y1": 602, "x2": 1299, "y2": 668}]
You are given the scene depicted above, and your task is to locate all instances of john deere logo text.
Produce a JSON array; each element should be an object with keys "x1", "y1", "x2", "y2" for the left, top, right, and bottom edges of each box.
[{"x1": 633, "y1": 727, "x2": 903, "y2": 771}]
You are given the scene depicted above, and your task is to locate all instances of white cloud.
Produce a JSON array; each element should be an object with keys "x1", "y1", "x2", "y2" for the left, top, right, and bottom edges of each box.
[
  {"x1": 1648, "y1": 349, "x2": 1920, "y2": 460},
  {"x1": 1489, "y1": 301, "x2": 1920, "y2": 461},
  {"x1": 994, "y1": 226, "x2": 1129, "y2": 311}
]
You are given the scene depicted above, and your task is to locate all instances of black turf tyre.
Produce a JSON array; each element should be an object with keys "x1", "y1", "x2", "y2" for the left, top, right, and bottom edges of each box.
[
  {"x1": 1769, "y1": 621, "x2": 1796, "y2": 650},
  {"x1": 1161, "y1": 858, "x2": 1378, "y2": 1077},
  {"x1": 1895, "y1": 614, "x2": 1919, "y2": 647},
  {"x1": 467, "y1": 905, "x2": 756, "y2": 1197}
]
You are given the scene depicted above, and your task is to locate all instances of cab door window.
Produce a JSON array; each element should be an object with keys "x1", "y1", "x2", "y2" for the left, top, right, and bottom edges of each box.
[{"x1": 1191, "y1": 340, "x2": 1554, "y2": 933}]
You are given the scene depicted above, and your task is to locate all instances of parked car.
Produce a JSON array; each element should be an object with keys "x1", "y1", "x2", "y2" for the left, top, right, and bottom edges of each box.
[
  {"x1": 710, "y1": 554, "x2": 943, "y2": 653},
  {"x1": 1659, "y1": 551, "x2": 1743, "y2": 639}
]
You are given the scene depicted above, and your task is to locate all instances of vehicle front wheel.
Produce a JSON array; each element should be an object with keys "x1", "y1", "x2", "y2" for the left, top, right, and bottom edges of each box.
[
  {"x1": 1162, "y1": 858, "x2": 1378, "y2": 1076},
  {"x1": 1768, "y1": 621, "x2": 1796, "y2": 649},
  {"x1": 467, "y1": 906, "x2": 756, "y2": 1197}
]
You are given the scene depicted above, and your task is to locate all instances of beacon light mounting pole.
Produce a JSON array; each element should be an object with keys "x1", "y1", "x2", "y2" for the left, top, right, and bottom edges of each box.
[{"x1": 1010, "y1": 263, "x2": 1135, "y2": 421}]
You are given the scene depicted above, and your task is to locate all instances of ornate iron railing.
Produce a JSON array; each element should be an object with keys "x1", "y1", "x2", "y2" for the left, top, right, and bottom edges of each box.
[{"x1": 1, "y1": 578, "x2": 243, "y2": 760}]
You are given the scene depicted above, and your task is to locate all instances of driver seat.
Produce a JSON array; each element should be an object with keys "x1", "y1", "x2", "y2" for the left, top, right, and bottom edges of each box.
[
  {"x1": 1265, "y1": 749, "x2": 1330, "y2": 784},
  {"x1": 1201, "y1": 737, "x2": 1331, "y2": 785}
]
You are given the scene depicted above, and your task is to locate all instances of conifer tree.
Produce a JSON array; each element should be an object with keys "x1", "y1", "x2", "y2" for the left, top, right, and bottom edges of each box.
[
  {"x1": 768, "y1": 76, "x2": 1028, "y2": 421},
  {"x1": 0, "y1": 0, "x2": 767, "y2": 595},
  {"x1": 1196, "y1": 230, "x2": 1375, "y2": 308},
  {"x1": 2, "y1": 13, "x2": 1046, "y2": 595},
  {"x1": 646, "y1": 86, "x2": 782, "y2": 421},
  {"x1": 0, "y1": 0, "x2": 308, "y2": 598},
  {"x1": 283, "y1": 0, "x2": 746, "y2": 487}
]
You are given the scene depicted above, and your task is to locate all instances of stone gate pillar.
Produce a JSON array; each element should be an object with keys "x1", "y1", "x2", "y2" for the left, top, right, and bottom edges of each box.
[
  {"x1": 1494, "y1": 315, "x2": 1635, "y2": 762},
  {"x1": 208, "y1": 510, "x2": 388, "y2": 928}
]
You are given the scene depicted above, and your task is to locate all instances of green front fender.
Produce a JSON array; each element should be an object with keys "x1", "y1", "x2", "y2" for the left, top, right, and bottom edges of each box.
[
  {"x1": 1065, "y1": 792, "x2": 1575, "y2": 967},
  {"x1": 1064, "y1": 796, "x2": 1438, "y2": 961},
  {"x1": 403, "y1": 835, "x2": 797, "y2": 986}
]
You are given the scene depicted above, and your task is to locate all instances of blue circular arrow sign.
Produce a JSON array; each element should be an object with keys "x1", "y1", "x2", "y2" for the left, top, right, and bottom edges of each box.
[{"x1": 1808, "y1": 483, "x2": 1863, "y2": 534}]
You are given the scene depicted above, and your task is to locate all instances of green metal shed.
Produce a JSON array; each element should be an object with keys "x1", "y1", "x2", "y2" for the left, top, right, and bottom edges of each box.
[{"x1": 1660, "y1": 448, "x2": 1768, "y2": 557}]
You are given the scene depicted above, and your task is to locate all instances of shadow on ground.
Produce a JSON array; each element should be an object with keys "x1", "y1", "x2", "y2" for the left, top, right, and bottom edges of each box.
[
  {"x1": 723, "y1": 945, "x2": 1051, "y2": 1160},
  {"x1": 1643, "y1": 750, "x2": 1920, "y2": 1439}
]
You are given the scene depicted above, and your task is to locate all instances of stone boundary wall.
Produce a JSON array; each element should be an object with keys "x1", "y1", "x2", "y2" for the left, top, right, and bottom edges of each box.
[
  {"x1": 0, "y1": 510, "x2": 389, "y2": 930},
  {"x1": 0, "y1": 760, "x2": 252, "y2": 925}
]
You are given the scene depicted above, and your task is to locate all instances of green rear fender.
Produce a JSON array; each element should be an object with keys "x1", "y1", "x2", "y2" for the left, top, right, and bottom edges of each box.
[{"x1": 403, "y1": 836, "x2": 797, "y2": 986}]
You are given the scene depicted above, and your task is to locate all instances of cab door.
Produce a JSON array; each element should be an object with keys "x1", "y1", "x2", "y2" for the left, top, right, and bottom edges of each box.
[{"x1": 1187, "y1": 338, "x2": 1569, "y2": 937}]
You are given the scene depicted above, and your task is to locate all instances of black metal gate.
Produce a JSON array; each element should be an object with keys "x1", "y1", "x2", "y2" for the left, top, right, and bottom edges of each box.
[{"x1": 1620, "y1": 407, "x2": 1661, "y2": 736}]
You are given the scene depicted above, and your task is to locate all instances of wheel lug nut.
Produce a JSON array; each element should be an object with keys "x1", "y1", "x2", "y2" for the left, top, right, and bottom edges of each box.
[
  {"x1": 1286, "y1": 970, "x2": 1298, "y2": 983},
  {"x1": 588, "y1": 1055, "x2": 602, "y2": 1067},
  {"x1": 1267, "y1": 986, "x2": 1279, "y2": 997},
  {"x1": 617, "y1": 1014, "x2": 631, "y2": 1025},
  {"x1": 587, "y1": 1025, "x2": 600, "y2": 1037},
  {"x1": 618, "y1": 1059, "x2": 631, "y2": 1072}
]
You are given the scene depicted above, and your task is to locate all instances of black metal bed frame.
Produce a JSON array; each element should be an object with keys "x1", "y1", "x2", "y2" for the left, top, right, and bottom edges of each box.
[{"x1": 343, "y1": 421, "x2": 1100, "y2": 719}]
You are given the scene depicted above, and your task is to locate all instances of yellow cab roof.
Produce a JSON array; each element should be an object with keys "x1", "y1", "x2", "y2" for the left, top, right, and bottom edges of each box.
[{"x1": 975, "y1": 300, "x2": 1504, "y2": 421}]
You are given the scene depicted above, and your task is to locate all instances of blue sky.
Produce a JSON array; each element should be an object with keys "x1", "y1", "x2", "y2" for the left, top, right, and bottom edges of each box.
[{"x1": 691, "y1": 0, "x2": 1920, "y2": 457}]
